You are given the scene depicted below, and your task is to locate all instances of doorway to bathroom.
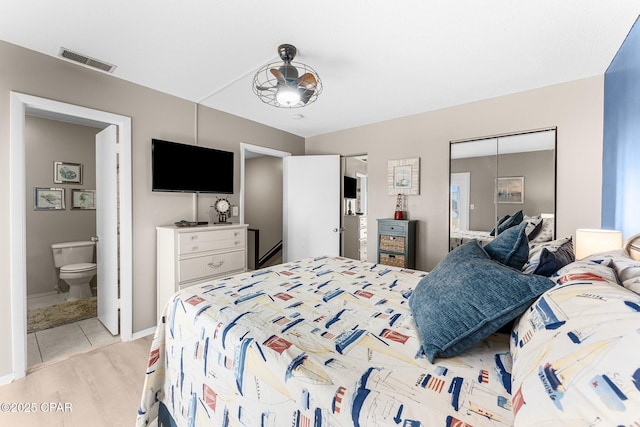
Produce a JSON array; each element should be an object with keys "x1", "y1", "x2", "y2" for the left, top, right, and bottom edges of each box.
[
  {"x1": 9, "y1": 92, "x2": 133, "y2": 380},
  {"x1": 24, "y1": 116, "x2": 115, "y2": 366}
]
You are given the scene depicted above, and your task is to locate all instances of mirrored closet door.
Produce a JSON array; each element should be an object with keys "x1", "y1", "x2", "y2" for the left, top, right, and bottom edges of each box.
[{"x1": 449, "y1": 128, "x2": 556, "y2": 250}]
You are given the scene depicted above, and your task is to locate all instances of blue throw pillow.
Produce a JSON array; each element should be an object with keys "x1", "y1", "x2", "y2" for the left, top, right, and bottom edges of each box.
[
  {"x1": 533, "y1": 239, "x2": 575, "y2": 277},
  {"x1": 489, "y1": 214, "x2": 511, "y2": 236},
  {"x1": 496, "y1": 210, "x2": 523, "y2": 234},
  {"x1": 409, "y1": 240, "x2": 553, "y2": 363},
  {"x1": 485, "y1": 222, "x2": 529, "y2": 269}
]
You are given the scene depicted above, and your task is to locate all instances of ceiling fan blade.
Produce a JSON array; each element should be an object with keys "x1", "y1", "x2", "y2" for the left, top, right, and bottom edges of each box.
[
  {"x1": 270, "y1": 68, "x2": 285, "y2": 83},
  {"x1": 300, "y1": 88, "x2": 315, "y2": 104},
  {"x1": 255, "y1": 85, "x2": 276, "y2": 91},
  {"x1": 297, "y1": 73, "x2": 317, "y2": 90}
]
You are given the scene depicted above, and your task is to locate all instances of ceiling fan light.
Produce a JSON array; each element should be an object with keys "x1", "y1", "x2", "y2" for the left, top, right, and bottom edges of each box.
[
  {"x1": 252, "y1": 44, "x2": 322, "y2": 108},
  {"x1": 276, "y1": 85, "x2": 301, "y2": 106}
]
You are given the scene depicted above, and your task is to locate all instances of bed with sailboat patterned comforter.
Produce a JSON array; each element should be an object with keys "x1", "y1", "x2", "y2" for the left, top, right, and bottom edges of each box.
[
  {"x1": 136, "y1": 256, "x2": 515, "y2": 426},
  {"x1": 137, "y1": 250, "x2": 640, "y2": 426}
]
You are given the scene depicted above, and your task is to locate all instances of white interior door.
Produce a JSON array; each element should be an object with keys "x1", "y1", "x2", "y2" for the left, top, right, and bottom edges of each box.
[
  {"x1": 96, "y1": 125, "x2": 119, "y2": 335},
  {"x1": 451, "y1": 172, "x2": 471, "y2": 231},
  {"x1": 283, "y1": 155, "x2": 340, "y2": 261}
]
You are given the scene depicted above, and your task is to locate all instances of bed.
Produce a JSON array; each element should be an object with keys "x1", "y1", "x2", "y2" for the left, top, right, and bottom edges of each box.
[
  {"x1": 449, "y1": 213, "x2": 554, "y2": 251},
  {"x1": 138, "y1": 230, "x2": 640, "y2": 426},
  {"x1": 449, "y1": 229, "x2": 494, "y2": 250},
  {"x1": 137, "y1": 256, "x2": 515, "y2": 426}
]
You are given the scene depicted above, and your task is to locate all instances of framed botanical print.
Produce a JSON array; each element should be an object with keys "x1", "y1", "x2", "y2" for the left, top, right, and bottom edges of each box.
[
  {"x1": 54, "y1": 161, "x2": 82, "y2": 184},
  {"x1": 34, "y1": 187, "x2": 65, "y2": 210},
  {"x1": 71, "y1": 189, "x2": 96, "y2": 210}
]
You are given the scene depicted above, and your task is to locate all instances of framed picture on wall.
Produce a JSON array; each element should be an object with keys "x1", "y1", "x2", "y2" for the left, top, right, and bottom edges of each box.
[
  {"x1": 497, "y1": 176, "x2": 524, "y2": 203},
  {"x1": 71, "y1": 189, "x2": 96, "y2": 210},
  {"x1": 387, "y1": 157, "x2": 420, "y2": 195},
  {"x1": 34, "y1": 187, "x2": 65, "y2": 210},
  {"x1": 53, "y1": 161, "x2": 82, "y2": 184}
]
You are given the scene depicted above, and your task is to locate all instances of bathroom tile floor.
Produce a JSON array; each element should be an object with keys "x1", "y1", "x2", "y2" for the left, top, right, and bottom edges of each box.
[
  {"x1": 27, "y1": 292, "x2": 119, "y2": 368},
  {"x1": 28, "y1": 318, "x2": 120, "y2": 367}
]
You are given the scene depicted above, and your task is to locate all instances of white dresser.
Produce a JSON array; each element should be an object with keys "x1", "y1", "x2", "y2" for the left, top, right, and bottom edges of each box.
[
  {"x1": 156, "y1": 223, "x2": 248, "y2": 318},
  {"x1": 343, "y1": 215, "x2": 367, "y2": 261}
]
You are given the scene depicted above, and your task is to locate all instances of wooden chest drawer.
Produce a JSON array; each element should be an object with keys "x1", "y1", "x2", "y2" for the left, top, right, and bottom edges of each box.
[
  {"x1": 380, "y1": 253, "x2": 405, "y2": 267},
  {"x1": 178, "y1": 249, "x2": 245, "y2": 284},
  {"x1": 179, "y1": 228, "x2": 246, "y2": 255},
  {"x1": 379, "y1": 235, "x2": 406, "y2": 252},
  {"x1": 379, "y1": 222, "x2": 406, "y2": 235}
]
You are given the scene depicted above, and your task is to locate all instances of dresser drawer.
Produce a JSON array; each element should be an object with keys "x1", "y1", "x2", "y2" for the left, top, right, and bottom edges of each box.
[
  {"x1": 379, "y1": 222, "x2": 406, "y2": 234},
  {"x1": 179, "y1": 228, "x2": 246, "y2": 255},
  {"x1": 178, "y1": 249, "x2": 245, "y2": 283},
  {"x1": 380, "y1": 253, "x2": 405, "y2": 267},
  {"x1": 379, "y1": 235, "x2": 405, "y2": 252}
]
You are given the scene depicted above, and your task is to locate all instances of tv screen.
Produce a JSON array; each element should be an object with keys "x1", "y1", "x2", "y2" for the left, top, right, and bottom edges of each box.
[
  {"x1": 152, "y1": 139, "x2": 234, "y2": 194},
  {"x1": 344, "y1": 176, "x2": 357, "y2": 199}
]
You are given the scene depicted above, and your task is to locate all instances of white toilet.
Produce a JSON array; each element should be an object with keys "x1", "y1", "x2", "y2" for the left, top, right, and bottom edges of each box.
[{"x1": 51, "y1": 241, "x2": 97, "y2": 301}]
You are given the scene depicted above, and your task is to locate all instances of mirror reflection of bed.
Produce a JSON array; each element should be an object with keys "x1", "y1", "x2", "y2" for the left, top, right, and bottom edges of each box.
[{"x1": 450, "y1": 129, "x2": 556, "y2": 250}]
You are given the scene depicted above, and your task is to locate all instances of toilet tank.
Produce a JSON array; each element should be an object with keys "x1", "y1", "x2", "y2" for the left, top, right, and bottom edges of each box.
[{"x1": 51, "y1": 241, "x2": 95, "y2": 267}]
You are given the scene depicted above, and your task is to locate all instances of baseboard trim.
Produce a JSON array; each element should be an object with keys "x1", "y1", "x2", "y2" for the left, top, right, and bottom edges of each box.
[
  {"x1": 131, "y1": 326, "x2": 156, "y2": 341},
  {"x1": 0, "y1": 373, "x2": 14, "y2": 386}
]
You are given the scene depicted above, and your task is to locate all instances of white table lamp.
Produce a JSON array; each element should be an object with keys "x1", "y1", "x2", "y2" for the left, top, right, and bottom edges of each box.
[{"x1": 575, "y1": 229, "x2": 623, "y2": 260}]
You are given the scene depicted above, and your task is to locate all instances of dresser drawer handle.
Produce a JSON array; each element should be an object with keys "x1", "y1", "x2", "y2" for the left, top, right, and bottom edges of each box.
[
  {"x1": 191, "y1": 235, "x2": 198, "y2": 240},
  {"x1": 208, "y1": 260, "x2": 225, "y2": 269},
  {"x1": 191, "y1": 246, "x2": 199, "y2": 252}
]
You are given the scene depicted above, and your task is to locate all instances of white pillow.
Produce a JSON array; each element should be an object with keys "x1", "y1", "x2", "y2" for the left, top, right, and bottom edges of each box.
[{"x1": 511, "y1": 261, "x2": 640, "y2": 425}]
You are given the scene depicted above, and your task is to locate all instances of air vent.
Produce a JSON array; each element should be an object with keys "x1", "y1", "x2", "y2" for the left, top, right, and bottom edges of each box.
[{"x1": 58, "y1": 47, "x2": 116, "y2": 73}]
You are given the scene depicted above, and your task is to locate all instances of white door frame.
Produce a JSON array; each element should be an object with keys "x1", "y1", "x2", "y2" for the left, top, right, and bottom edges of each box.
[
  {"x1": 9, "y1": 92, "x2": 133, "y2": 380},
  {"x1": 239, "y1": 143, "x2": 291, "y2": 226}
]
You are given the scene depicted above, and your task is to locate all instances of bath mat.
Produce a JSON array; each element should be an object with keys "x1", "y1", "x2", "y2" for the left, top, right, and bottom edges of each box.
[{"x1": 27, "y1": 297, "x2": 97, "y2": 333}]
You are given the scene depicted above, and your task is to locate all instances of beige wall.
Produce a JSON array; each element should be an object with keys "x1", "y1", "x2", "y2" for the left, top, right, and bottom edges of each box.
[
  {"x1": 306, "y1": 76, "x2": 604, "y2": 272},
  {"x1": 25, "y1": 116, "x2": 100, "y2": 296},
  {"x1": 0, "y1": 40, "x2": 305, "y2": 378},
  {"x1": 245, "y1": 156, "x2": 283, "y2": 268}
]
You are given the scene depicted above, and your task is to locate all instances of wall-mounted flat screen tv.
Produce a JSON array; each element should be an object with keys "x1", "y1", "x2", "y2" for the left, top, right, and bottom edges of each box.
[
  {"x1": 344, "y1": 176, "x2": 357, "y2": 199},
  {"x1": 152, "y1": 139, "x2": 234, "y2": 194}
]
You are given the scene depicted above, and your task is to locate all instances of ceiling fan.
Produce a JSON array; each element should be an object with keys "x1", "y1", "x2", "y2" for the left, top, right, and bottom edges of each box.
[{"x1": 253, "y1": 44, "x2": 323, "y2": 108}]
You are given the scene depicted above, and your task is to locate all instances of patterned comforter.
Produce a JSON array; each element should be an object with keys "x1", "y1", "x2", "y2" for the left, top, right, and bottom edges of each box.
[
  {"x1": 450, "y1": 230, "x2": 494, "y2": 250},
  {"x1": 137, "y1": 256, "x2": 514, "y2": 426}
]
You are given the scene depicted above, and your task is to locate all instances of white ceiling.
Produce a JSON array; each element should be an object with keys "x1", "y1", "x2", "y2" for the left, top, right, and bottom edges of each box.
[{"x1": 1, "y1": 1, "x2": 639, "y2": 138}]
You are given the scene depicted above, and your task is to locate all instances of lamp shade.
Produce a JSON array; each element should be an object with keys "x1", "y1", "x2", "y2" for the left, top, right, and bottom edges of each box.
[{"x1": 575, "y1": 229, "x2": 623, "y2": 260}]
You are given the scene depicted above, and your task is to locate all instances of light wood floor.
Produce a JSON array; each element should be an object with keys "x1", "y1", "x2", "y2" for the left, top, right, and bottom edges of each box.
[{"x1": 0, "y1": 335, "x2": 154, "y2": 427}]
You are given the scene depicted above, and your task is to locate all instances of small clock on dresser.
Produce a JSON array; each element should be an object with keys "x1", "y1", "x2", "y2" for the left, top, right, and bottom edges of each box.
[{"x1": 214, "y1": 198, "x2": 230, "y2": 223}]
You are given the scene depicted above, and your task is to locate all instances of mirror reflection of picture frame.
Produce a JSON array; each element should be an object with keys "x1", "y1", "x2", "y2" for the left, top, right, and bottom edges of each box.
[
  {"x1": 387, "y1": 157, "x2": 420, "y2": 195},
  {"x1": 54, "y1": 161, "x2": 82, "y2": 184},
  {"x1": 71, "y1": 189, "x2": 96, "y2": 210},
  {"x1": 34, "y1": 187, "x2": 65, "y2": 210},
  {"x1": 497, "y1": 176, "x2": 524, "y2": 204}
]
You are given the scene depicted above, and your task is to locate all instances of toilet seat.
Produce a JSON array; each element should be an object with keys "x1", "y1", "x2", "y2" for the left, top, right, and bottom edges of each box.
[{"x1": 60, "y1": 262, "x2": 96, "y2": 273}]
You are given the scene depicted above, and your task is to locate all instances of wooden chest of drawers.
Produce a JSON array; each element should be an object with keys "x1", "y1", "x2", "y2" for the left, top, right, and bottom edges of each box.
[{"x1": 156, "y1": 224, "x2": 248, "y2": 318}]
